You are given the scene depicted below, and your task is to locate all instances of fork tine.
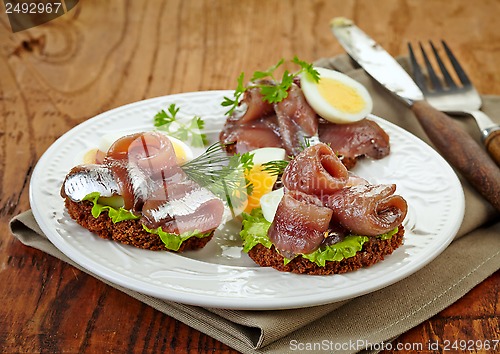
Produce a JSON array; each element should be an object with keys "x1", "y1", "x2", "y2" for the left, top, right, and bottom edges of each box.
[
  {"x1": 429, "y1": 41, "x2": 457, "y2": 89},
  {"x1": 441, "y1": 40, "x2": 472, "y2": 86},
  {"x1": 407, "y1": 42, "x2": 428, "y2": 92},
  {"x1": 419, "y1": 42, "x2": 443, "y2": 91}
]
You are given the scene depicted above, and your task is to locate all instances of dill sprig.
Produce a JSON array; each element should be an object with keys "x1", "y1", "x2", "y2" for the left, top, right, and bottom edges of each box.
[
  {"x1": 261, "y1": 160, "x2": 289, "y2": 177},
  {"x1": 259, "y1": 136, "x2": 320, "y2": 176},
  {"x1": 221, "y1": 56, "x2": 320, "y2": 116},
  {"x1": 180, "y1": 142, "x2": 254, "y2": 207},
  {"x1": 154, "y1": 103, "x2": 208, "y2": 147}
]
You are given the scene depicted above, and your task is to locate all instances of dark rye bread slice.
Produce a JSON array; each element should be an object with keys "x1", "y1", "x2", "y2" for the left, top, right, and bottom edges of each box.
[
  {"x1": 247, "y1": 226, "x2": 404, "y2": 275},
  {"x1": 64, "y1": 199, "x2": 213, "y2": 252}
]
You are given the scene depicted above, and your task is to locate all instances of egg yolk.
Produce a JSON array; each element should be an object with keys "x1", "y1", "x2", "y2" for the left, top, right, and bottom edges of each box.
[
  {"x1": 317, "y1": 78, "x2": 365, "y2": 114},
  {"x1": 244, "y1": 165, "x2": 278, "y2": 213},
  {"x1": 170, "y1": 141, "x2": 189, "y2": 164}
]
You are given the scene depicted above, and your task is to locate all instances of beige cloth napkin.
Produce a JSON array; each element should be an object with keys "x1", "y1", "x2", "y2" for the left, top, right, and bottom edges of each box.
[{"x1": 10, "y1": 55, "x2": 500, "y2": 354}]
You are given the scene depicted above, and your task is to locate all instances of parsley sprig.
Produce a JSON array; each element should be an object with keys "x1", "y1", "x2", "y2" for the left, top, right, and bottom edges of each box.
[
  {"x1": 154, "y1": 104, "x2": 208, "y2": 147},
  {"x1": 221, "y1": 56, "x2": 320, "y2": 116}
]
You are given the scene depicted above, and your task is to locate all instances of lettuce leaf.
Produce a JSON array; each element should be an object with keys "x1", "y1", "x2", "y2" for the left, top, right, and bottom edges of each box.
[
  {"x1": 300, "y1": 235, "x2": 369, "y2": 266},
  {"x1": 82, "y1": 192, "x2": 139, "y2": 223},
  {"x1": 81, "y1": 192, "x2": 212, "y2": 251},
  {"x1": 240, "y1": 208, "x2": 398, "y2": 267},
  {"x1": 240, "y1": 209, "x2": 273, "y2": 252},
  {"x1": 143, "y1": 225, "x2": 212, "y2": 252}
]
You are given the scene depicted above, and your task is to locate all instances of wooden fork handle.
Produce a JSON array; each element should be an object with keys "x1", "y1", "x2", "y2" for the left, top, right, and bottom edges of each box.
[
  {"x1": 484, "y1": 129, "x2": 500, "y2": 167},
  {"x1": 411, "y1": 100, "x2": 500, "y2": 212}
]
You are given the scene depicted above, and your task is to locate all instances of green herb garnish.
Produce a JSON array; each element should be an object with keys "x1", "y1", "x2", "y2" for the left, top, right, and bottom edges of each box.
[
  {"x1": 154, "y1": 103, "x2": 208, "y2": 147},
  {"x1": 221, "y1": 72, "x2": 246, "y2": 116},
  {"x1": 181, "y1": 142, "x2": 253, "y2": 190},
  {"x1": 180, "y1": 142, "x2": 254, "y2": 211},
  {"x1": 221, "y1": 56, "x2": 320, "y2": 116},
  {"x1": 261, "y1": 160, "x2": 289, "y2": 177}
]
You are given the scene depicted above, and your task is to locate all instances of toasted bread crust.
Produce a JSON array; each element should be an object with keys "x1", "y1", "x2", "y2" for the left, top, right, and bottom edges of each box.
[
  {"x1": 247, "y1": 226, "x2": 404, "y2": 275},
  {"x1": 64, "y1": 199, "x2": 213, "y2": 252}
]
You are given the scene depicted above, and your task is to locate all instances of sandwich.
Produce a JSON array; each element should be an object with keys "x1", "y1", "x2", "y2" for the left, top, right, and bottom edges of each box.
[
  {"x1": 239, "y1": 143, "x2": 408, "y2": 275},
  {"x1": 61, "y1": 131, "x2": 226, "y2": 252}
]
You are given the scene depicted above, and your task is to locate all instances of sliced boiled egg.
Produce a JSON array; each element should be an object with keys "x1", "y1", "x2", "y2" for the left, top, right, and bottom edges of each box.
[
  {"x1": 300, "y1": 67, "x2": 373, "y2": 124},
  {"x1": 260, "y1": 187, "x2": 284, "y2": 222},
  {"x1": 244, "y1": 147, "x2": 286, "y2": 213},
  {"x1": 159, "y1": 133, "x2": 194, "y2": 165},
  {"x1": 82, "y1": 148, "x2": 102, "y2": 164},
  {"x1": 83, "y1": 131, "x2": 194, "y2": 165},
  {"x1": 251, "y1": 147, "x2": 287, "y2": 166}
]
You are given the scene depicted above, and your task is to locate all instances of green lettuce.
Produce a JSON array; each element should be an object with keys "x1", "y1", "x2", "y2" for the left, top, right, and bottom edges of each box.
[
  {"x1": 143, "y1": 225, "x2": 212, "y2": 252},
  {"x1": 240, "y1": 208, "x2": 273, "y2": 252},
  {"x1": 240, "y1": 208, "x2": 398, "y2": 267},
  {"x1": 82, "y1": 192, "x2": 139, "y2": 223},
  {"x1": 81, "y1": 192, "x2": 211, "y2": 251}
]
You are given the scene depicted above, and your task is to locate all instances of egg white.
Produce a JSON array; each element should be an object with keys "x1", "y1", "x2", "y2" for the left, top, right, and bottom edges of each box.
[
  {"x1": 301, "y1": 67, "x2": 373, "y2": 124},
  {"x1": 260, "y1": 187, "x2": 284, "y2": 222},
  {"x1": 251, "y1": 147, "x2": 286, "y2": 166}
]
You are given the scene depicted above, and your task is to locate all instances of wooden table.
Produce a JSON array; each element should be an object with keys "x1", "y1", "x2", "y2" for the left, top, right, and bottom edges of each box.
[{"x1": 1, "y1": 1, "x2": 498, "y2": 352}]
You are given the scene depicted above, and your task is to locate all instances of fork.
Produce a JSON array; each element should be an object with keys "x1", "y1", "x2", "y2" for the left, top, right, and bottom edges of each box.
[{"x1": 408, "y1": 40, "x2": 500, "y2": 166}]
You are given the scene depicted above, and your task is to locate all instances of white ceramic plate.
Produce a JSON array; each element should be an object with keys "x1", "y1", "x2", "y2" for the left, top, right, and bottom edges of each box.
[{"x1": 30, "y1": 90, "x2": 464, "y2": 310}]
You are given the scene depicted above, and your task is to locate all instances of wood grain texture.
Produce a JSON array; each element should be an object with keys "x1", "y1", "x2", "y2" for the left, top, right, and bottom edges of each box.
[
  {"x1": 411, "y1": 100, "x2": 500, "y2": 211},
  {"x1": 485, "y1": 129, "x2": 500, "y2": 167},
  {"x1": 1, "y1": 0, "x2": 499, "y2": 353}
]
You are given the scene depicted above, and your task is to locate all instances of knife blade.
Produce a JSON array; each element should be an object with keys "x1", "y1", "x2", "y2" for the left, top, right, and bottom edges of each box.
[{"x1": 330, "y1": 18, "x2": 500, "y2": 212}]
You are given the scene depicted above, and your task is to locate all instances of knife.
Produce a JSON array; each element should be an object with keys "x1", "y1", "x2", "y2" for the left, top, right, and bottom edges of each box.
[{"x1": 330, "y1": 18, "x2": 500, "y2": 213}]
